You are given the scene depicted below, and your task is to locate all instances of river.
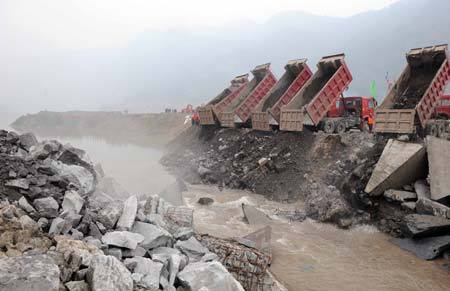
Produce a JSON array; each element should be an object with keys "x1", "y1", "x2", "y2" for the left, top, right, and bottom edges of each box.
[{"x1": 3, "y1": 126, "x2": 450, "y2": 290}]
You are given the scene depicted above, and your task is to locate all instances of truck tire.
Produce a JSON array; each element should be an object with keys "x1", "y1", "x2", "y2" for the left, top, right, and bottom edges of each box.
[
  {"x1": 323, "y1": 120, "x2": 335, "y2": 134},
  {"x1": 335, "y1": 121, "x2": 346, "y2": 134},
  {"x1": 437, "y1": 123, "x2": 446, "y2": 138},
  {"x1": 428, "y1": 124, "x2": 439, "y2": 137}
]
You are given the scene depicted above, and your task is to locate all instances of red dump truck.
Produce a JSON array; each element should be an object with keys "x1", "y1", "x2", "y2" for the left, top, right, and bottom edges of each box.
[
  {"x1": 428, "y1": 94, "x2": 450, "y2": 138},
  {"x1": 251, "y1": 59, "x2": 313, "y2": 131},
  {"x1": 323, "y1": 96, "x2": 377, "y2": 133},
  {"x1": 218, "y1": 63, "x2": 277, "y2": 128},
  {"x1": 375, "y1": 44, "x2": 450, "y2": 136},
  {"x1": 279, "y1": 54, "x2": 353, "y2": 132},
  {"x1": 198, "y1": 74, "x2": 249, "y2": 125}
]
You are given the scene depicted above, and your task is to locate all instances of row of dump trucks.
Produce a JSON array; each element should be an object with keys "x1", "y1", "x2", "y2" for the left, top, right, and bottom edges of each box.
[{"x1": 198, "y1": 44, "x2": 450, "y2": 137}]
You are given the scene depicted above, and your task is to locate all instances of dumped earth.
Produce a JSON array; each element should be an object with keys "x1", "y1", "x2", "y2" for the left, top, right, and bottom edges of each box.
[
  {"x1": 0, "y1": 129, "x2": 284, "y2": 291},
  {"x1": 161, "y1": 125, "x2": 450, "y2": 259}
]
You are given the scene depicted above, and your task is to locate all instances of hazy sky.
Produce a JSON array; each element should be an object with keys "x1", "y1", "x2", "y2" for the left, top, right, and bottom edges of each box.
[{"x1": 3, "y1": 0, "x2": 399, "y2": 49}]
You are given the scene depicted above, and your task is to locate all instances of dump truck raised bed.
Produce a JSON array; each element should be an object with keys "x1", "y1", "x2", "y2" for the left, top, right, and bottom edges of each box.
[
  {"x1": 279, "y1": 54, "x2": 352, "y2": 132},
  {"x1": 198, "y1": 74, "x2": 249, "y2": 125},
  {"x1": 218, "y1": 63, "x2": 277, "y2": 128},
  {"x1": 251, "y1": 59, "x2": 313, "y2": 131},
  {"x1": 375, "y1": 44, "x2": 450, "y2": 135}
]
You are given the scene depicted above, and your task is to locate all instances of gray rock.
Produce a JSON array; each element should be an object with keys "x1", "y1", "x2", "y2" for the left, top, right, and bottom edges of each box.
[
  {"x1": 101, "y1": 231, "x2": 145, "y2": 249},
  {"x1": 402, "y1": 214, "x2": 450, "y2": 238},
  {"x1": 97, "y1": 202, "x2": 122, "y2": 229},
  {"x1": 37, "y1": 217, "x2": 49, "y2": 229},
  {"x1": 197, "y1": 165, "x2": 212, "y2": 177},
  {"x1": 167, "y1": 254, "x2": 184, "y2": 286},
  {"x1": 60, "y1": 210, "x2": 83, "y2": 228},
  {"x1": 132, "y1": 221, "x2": 173, "y2": 250},
  {"x1": 163, "y1": 206, "x2": 194, "y2": 233},
  {"x1": 49, "y1": 217, "x2": 72, "y2": 235},
  {"x1": 18, "y1": 196, "x2": 36, "y2": 213},
  {"x1": 106, "y1": 248, "x2": 122, "y2": 260},
  {"x1": 5, "y1": 178, "x2": 30, "y2": 190},
  {"x1": 242, "y1": 204, "x2": 271, "y2": 225},
  {"x1": 0, "y1": 254, "x2": 60, "y2": 291},
  {"x1": 197, "y1": 197, "x2": 214, "y2": 206},
  {"x1": 177, "y1": 261, "x2": 244, "y2": 291},
  {"x1": 116, "y1": 195, "x2": 138, "y2": 231},
  {"x1": 19, "y1": 215, "x2": 39, "y2": 230},
  {"x1": 124, "y1": 257, "x2": 163, "y2": 290},
  {"x1": 65, "y1": 280, "x2": 89, "y2": 291},
  {"x1": 83, "y1": 237, "x2": 102, "y2": 248},
  {"x1": 144, "y1": 213, "x2": 168, "y2": 229},
  {"x1": 122, "y1": 246, "x2": 147, "y2": 258},
  {"x1": 19, "y1": 132, "x2": 38, "y2": 150},
  {"x1": 149, "y1": 247, "x2": 182, "y2": 264},
  {"x1": 87, "y1": 255, "x2": 133, "y2": 291},
  {"x1": 50, "y1": 160, "x2": 95, "y2": 195},
  {"x1": 384, "y1": 189, "x2": 417, "y2": 203},
  {"x1": 62, "y1": 190, "x2": 84, "y2": 214},
  {"x1": 401, "y1": 202, "x2": 417, "y2": 211},
  {"x1": 416, "y1": 198, "x2": 450, "y2": 219},
  {"x1": 201, "y1": 253, "x2": 219, "y2": 262},
  {"x1": 33, "y1": 197, "x2": 59, "y2": 218},
  {"x1": 174, "y1": 237, "x2": 209, "y2": 263},
  {"x1": 6, "y1": 131, "x2": 19, "y2": 143},
  {"x1": 391, "y1": 235, "x2": 450, "y2": 260},
  {"x1": 70, "y1": 228, "x2": 84, "y2": 240},
  {"x1": 174, "y1": 227, "x2": 194, "y2": 241}
]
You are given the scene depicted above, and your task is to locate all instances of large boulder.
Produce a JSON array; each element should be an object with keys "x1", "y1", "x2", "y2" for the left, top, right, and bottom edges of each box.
[
  {"x1": 174, "y1": 237, "x2": 209, "y2": 263},
  {"x1": 149, "y1": 247, "x2": 182, "y2": 264},
  {"x1": 124, "y1": 257, "x2": 163, "y2": 290},
  {"x1": 97, "y1": 202, "x2": 122, "y2": 229},
  {"x1": 55, "y1": 235, "x2": 103, "y2": 266},
  {"x1": 87, "y1": 255, "x2": 133, "y2": 291},
  {"x1": 0, "y1": 254, "x2": 60, "y2": 291},
  {"x1": 33, "y1": 197, "x2": 59, "y2": 218},
  {"x1": 101, "y1": 231, "x2": 144, "y2": 249},
  {"x1": 132, "y1": 221, "x2": 173, "y2": 250},
  {"x1": 116, "y1": 196, "x2": 137, "y2": 231},
  {"x1": 18, "y1": 132, "x2": 38, "y2": 150},
  {"x1": 50, "y1": 160, "x2": 95, "y2": 195},
  {"x1": 177, "y1": 261, "x2": 244, "y2": 291},
  {"x1": 62, "y1": 191, "x2": 84, "y2": 214}
]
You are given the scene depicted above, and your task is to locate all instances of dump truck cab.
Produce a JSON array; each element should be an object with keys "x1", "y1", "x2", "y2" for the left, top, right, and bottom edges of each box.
[
  {"x1": 436, "y1": 95, "x2": 450, "y2": 119},
  {"x1": 323, "y1": 96, "x2": 376, "y2": 133}
]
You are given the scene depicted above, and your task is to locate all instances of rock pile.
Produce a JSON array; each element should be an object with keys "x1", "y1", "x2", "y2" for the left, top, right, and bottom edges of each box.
[{"x1": 0, "y1": 129, "x2": 246, "y2": 291}]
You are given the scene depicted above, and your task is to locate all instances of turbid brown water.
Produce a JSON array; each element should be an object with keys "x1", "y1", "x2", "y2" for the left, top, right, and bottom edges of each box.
[{"x1": 183, "y1": 184, "x2": 450, "y2": 291}]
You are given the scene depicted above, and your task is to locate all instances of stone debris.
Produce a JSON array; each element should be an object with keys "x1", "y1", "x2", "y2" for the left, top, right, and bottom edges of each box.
[
  {"x1": 391, "y1": 235, "x2": 450, "y2": 260},
  {"x1": 384, "y1": 189, "x2": 417, "y2": 203},
  {"x1": 117, "y1": 195, "x2": 138, "y2": 231},
  {"x1": 87, "y1": 255, "x2": 133, "y2": 291},
  {"x1": 62, "y1": 190, "x2": 84, "y2": 214},
  {"x1": 402, "y1": 214, "x2": 450, "y2": 238},
  {"x1": 101, "y1": 231, "x2": 145, "y2": 249},
  {"x1": 0, "y1": 255, "x2": 60, "y2": 291}
]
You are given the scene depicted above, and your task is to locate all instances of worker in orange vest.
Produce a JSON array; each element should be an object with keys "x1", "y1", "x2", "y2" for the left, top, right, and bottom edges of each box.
[{"x1": 367, "y1": 116, "x2": 374, "y2": 132}]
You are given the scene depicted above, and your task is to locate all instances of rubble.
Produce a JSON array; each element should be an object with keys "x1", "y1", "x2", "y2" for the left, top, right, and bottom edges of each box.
[
  {"x1": 391, "y1": 235, "x2": 450, "y2": 260},
  {"x1": 0, "y1": 129, "x2": 248, "y2": 291},
  {"x1": 427, "y1": 137, "x2": 450, "y2": 201},
  {"x1": 384, "y1": 189, "x2": 417, "y2": 203},
  {"x1": 402, "y1": 214, "x2": 450, "y2": 238},
  {"x1": 242, "y1": 204, "x2": 271, "y2": 225}
]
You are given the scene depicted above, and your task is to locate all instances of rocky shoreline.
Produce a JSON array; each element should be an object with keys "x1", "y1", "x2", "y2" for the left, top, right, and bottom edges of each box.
[{"x1": 0, "y1": 129, "x2": 282, "y2": 291}]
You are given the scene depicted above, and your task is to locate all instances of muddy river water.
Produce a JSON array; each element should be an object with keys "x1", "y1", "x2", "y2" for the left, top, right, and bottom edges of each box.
[{"x1": 14, "y1": 134, "x2": 450, "y2": 290}]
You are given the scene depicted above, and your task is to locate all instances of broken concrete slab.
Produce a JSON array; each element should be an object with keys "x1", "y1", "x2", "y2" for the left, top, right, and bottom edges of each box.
[
  {"x1": 242, "y1": 204, "x2": 271, "y2": 225},
  {"x1": 384, "y1": 189, "x2": 417, "y2": 203},
  {"x1": 416, "y1": 198, "x2": 450, "y2": 219},
  {"x1": 234, "y1": 226, "x2": 271, "y2": 254},
  {"x1": 365, "y1": 139, "x2": 426, "y2": 196},
  {"x1": 391, "y1": 235, "x2": 450, "y2": 260},
  {"x1": 427, "y1": 136, "x2": 450, "y2": 201},
  {"x1": 402, "y1": 214, "x2": 450, "y2": 238}
]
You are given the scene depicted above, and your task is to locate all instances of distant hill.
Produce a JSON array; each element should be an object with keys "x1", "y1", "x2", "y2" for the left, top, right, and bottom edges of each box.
[{"x1": 0, "y1": 0, "x2": 449, "y2": 112}]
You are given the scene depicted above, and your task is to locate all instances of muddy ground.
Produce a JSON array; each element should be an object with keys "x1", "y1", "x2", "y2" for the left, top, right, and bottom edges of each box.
[{"x1": 161, "y1": 126, "x2": 411, "y2": 235}]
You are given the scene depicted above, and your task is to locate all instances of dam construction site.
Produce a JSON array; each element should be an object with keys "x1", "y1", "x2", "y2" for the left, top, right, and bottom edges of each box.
[{"x1": 2, "y1": 42, "x2": 450, "y2": 291}]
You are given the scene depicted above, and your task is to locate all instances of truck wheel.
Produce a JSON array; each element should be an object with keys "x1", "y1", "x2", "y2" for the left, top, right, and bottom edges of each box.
[
  {"x1": 428, "y1": 124, "x2": 439, "y2": 137},
  {"x1": 323, "y1": 120, "x2": 335, "y2": 134},
  {"x1": 335, "y1": 122, "x2": 347, "y2": 134},
  {"x1": 437, "y1": 123, "x2": 446, "y2": 138}
]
